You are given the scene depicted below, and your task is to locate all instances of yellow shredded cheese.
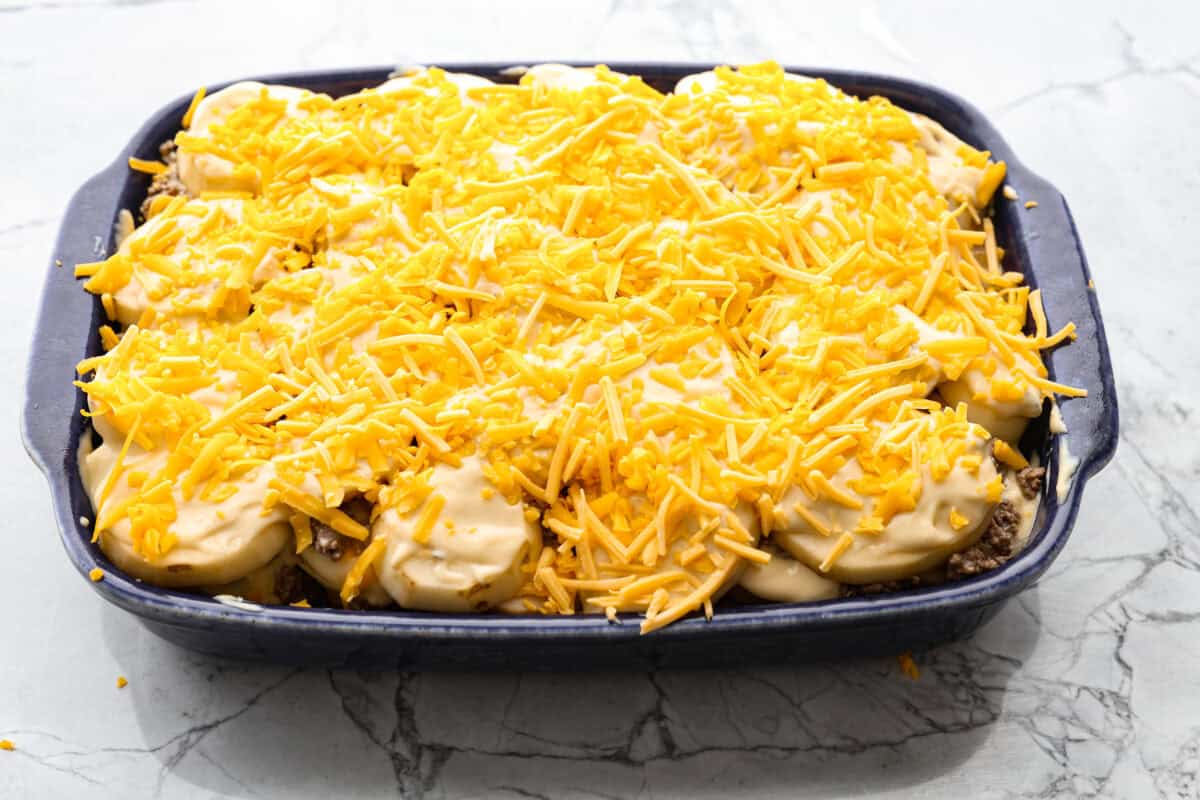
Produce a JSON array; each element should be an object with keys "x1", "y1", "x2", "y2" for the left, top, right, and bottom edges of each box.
[
  {"x1": 73, "y1": 62, "x2": 1078, "y2": 634},
  {"x1": 181, "y1": 86, "x2": 206, "y2": 128},
  {"x1": 992, "y1": 439, "x2": 1029, "y2": 470},
  {"x1": 818, "y1": 531, "x2": 855, "y2": 573},
  {"x1": 339, "y1": 536, "x2": 388, "y2": 604},
  {"x1": 128, "y1": 157, "x2": 169, "y2": 176},
  {"x1": 948, "y1": 508, "x2": 970, "y2": 531},
  {"x1": 898, "y1": 651, "x2": 920, "y2": 679}
]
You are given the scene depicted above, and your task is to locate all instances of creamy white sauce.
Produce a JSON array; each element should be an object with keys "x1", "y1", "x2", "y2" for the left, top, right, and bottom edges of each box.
[
  {"x1": 1001, "y1": 467, "x2": 1040, "y2": 551},
  {"x1": 377, "y1": 69, "x2": 496, "y2": 108},
  {"x1": 739, "y1": 546, "x2": 840, "y2": 603},
  {"x1": 906, "y1": 113, "x2": 988, "y2": 205},
  {"x1": 1049, "y1": 400, "x2": 1068, "y2": 434},
  {"x1": 1056, "y1": 439, "x2": 1078, "y2": 503},
  {"x1": 524, "y1": 64, "x2": 617, "y2": 92},
  {"x1": 674, "y1": 70, "x2": 813, "y2": 96},
  {"x1": 114, "y1": 209, "x2": 135, "y2": 250},
  {"x1": 213, "y1": 594, "x2": 264, "y2": 612}
]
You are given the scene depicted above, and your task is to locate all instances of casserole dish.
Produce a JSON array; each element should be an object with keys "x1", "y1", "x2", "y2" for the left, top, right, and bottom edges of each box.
[{"x1": 23, "y1": 64, "x2": 1117, "y2": 669}]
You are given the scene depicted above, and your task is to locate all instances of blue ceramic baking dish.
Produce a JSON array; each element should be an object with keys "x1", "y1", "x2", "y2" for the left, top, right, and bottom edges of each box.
[{"x1": 23, "y1": 64, "x2": 1118, "y2": 670}]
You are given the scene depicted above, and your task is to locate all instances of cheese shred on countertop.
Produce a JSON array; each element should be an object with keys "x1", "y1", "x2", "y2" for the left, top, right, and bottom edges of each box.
[{"x1": 74, "y1": 62, "x2": 1079, "y2": 633}]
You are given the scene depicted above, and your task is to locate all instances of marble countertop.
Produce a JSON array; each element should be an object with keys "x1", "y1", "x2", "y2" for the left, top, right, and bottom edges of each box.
[{"x1": 3, "y1": 0, "x2": 1197, "y2": 797}]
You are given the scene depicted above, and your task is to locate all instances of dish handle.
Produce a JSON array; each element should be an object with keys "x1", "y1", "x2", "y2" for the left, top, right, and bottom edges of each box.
[
  {"x1": 22, "y1": 162, "x2": 126, "y2": 473},
  {"x1": 1016, "y1": 175, "x2": 1120, "y2": 481}
]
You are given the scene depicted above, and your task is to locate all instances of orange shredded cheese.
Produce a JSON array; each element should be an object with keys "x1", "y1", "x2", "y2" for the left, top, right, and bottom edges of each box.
[
  {"x1": 128, "y1": 157, "x2": 169, "y2": 176},
  {"x1": 73, "y1": 62, "x2": 1078, "y2": 633},
  {"x1": 898, "y1": 651, "x2": 920, "y2": 679},
  {"x1": 339, "y1": 536, "x2": 388, "y2": 604},
  {"x1": 992, "y1": 439, "x2": 1029, "y2": 470},
  {"x1": 181, "y1": 86, "x2": 206, "y2": 128}
]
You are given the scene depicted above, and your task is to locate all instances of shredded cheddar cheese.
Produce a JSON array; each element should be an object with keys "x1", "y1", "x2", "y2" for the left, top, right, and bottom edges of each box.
[
  {"x1": 898, "y1": 651, "x2": 920, "y2": 679},
  {"x1": 992, "y1": 439, "x2": 1029, "y2": 470},
  {"x1": 128, "y1": 157, "x2": 169, "y2": 176},
  {"x1": 181, "y1": 86, "x2": 207, "y2": 129},
  {"x1": 75, "y1": 63, "x2": 1077, "y2": 632}
]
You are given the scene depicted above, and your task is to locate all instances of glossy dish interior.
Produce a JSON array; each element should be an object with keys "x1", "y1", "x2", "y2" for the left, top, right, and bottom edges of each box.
[{"x1": 23, "y1": 64, "x2": 1118, "y2": 667}]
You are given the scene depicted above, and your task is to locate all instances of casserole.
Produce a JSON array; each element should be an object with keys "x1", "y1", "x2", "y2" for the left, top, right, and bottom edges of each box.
[{"x1": 23, "y1": 64, "x2": 1117, "y2": 669}]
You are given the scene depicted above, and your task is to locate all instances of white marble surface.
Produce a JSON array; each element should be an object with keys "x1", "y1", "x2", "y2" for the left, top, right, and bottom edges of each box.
[{"x1": 2, "y1": 0, "x2": 1197, "y2": 797}]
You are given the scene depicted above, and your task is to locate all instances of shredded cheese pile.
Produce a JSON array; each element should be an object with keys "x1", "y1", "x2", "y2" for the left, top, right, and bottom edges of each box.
[{"x1": 75, "y1": 63, "x2": 1080, "y2": 633}]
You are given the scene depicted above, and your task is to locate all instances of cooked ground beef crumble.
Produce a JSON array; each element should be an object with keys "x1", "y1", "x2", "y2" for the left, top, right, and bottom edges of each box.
[
  {"x1": 139, "y1": 140, "x2": 186, "y2": 219},
  {"x1": 846, "y1": 464, "x2": 1047, "y2": 594},
  {"x1": 310, "y1": 498, "x2": 373, "y2": 562},
  {"x1": 842, "y1": 575, "x2": 927, "y2": 598},
  {"x1": 1016, "y1": 466, "x2": 1045, "y2": 499},
  {"x1": 946, "y1": 501, "x2": 1022, "y2": 579}
]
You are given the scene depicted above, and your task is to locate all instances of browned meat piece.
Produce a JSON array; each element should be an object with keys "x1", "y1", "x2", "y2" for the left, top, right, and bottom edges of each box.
[
  {"x1": 341, "y1": 496, "x2": 373, "y2": 526},
  {"x1": 310, "y1": 497, "x2": 373, "y2": 561},
  {"x1": 273, "y1": 562, "x2": 328, "y2": 606},
  {"x1": 946, "y1": 501, "x2": 1021, "y2": 580},
  {"x1": 139, "y1": 140, "x2": 188, "y2": 219},
  {"x1": 312, "y1": 521, "x2": 346, "y2": 561},
  {"x1": 842, "y1": 576, "x2": 924, "y2": 597},
  {"x1": 274, "y1": 563, "x2": 305, "y2": 603},
  {"x1": 1016, "y1": 466, "x2": 1046, "y2": 499}
]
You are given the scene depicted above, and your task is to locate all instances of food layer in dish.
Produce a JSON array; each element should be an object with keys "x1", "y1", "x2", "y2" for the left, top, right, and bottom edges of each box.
[{"x1": 73, "y1": 63, "x2": 1082, "y2": 632}]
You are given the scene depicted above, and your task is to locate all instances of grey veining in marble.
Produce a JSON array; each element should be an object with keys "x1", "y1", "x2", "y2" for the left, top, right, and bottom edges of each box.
[{"x1": 3, "y1": 0, "x2": 1198, "y2": 797}]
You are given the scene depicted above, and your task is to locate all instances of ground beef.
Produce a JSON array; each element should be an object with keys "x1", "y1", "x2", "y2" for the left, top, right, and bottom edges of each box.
[
  {"x1": 139, "y1": 140, "x2": 187, "y2": 219},
  {"x1": 273, "y1": 562, "x2": 328, "y2": 606},
  {"x1": 274, "y1": 563, "x2": 305, "y2": 603},
  {"x1": 341, "y1": 497, "x2": 373, "y2": 526},
  {"x1": 842, "y1": 575, "x2": 925, "y2": 597},
  {"x1": 310, "y1": 497, "x2": 374, "y2": 561},
  {"x1": 1016, "y1": 466, "x2": 1046, "y2": 499},
  {"x1": 344, "y1": 594, "x2": 375, "y2": 611},
  {"x1": 312, "y1": 521, "x2": 347, "y2": 561},
  {"x1": 946, "y1": 500, "x2": 1021, "y2": 580}
]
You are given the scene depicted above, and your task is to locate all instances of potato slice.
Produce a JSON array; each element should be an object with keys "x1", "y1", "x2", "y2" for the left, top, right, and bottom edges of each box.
[
  {"x1": 773, "y1": 432, "x2": 1000, "y2": 584},
  {"x1": 579, "y1": 500, "x2": 759, "y2": 613},
  {"x1": 739, "y1": 545, "x2": 840, "y2": 603},
  {"x1": 374, "y1": 457, "x2": 540, "y2": 612},
  {"x1": 82, "y1": 444, "x2": 289, "y2": 587},
  {"x1": 298, "y1": 544, "x2": 391, "y2": 607},
  {"x1": 178, "y1": 81, "x2": 311, "y2": 195}
]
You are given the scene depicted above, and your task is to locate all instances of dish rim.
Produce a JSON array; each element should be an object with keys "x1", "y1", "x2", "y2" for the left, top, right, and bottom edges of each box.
[{"x1": 23, "y1": 62, "x2": 1119, "y2": 645}]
